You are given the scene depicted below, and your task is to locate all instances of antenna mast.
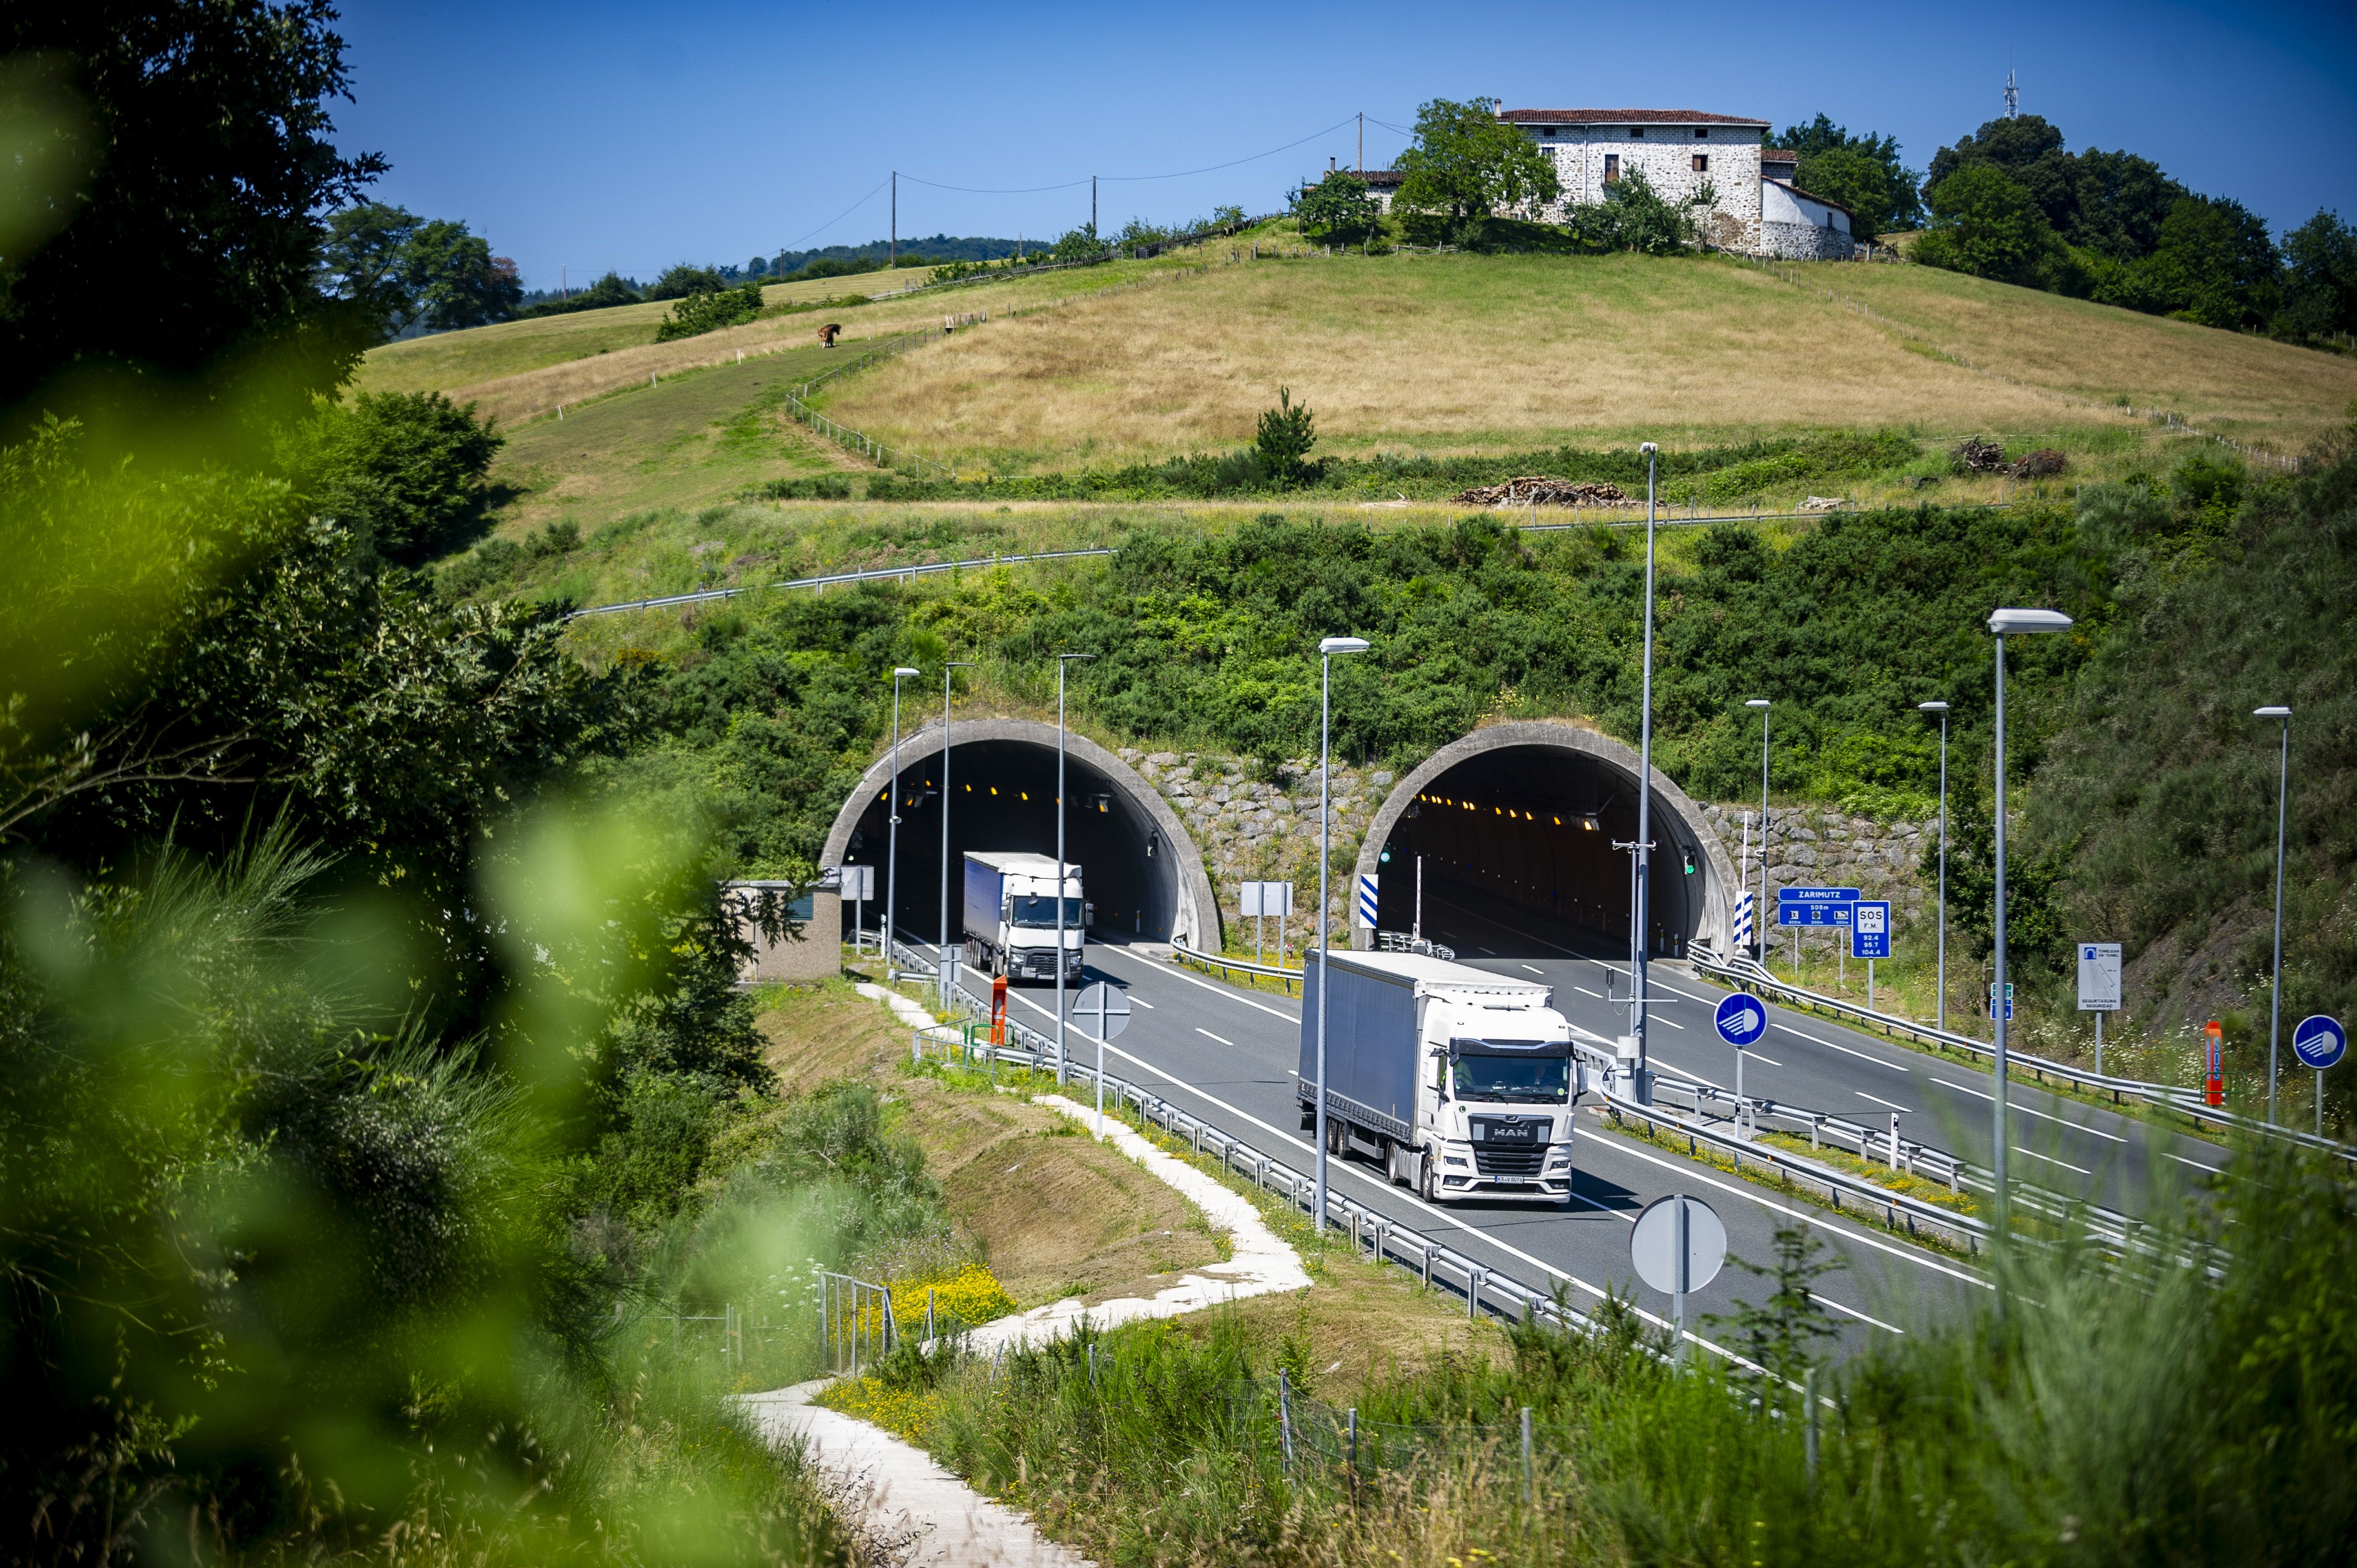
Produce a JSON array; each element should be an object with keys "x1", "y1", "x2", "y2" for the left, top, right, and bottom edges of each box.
[{"x1": 2004, "y1": 69, "x2": 2019, "y2": 118}]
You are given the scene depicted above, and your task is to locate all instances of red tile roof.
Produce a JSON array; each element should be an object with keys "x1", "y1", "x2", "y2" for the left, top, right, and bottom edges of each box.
[
  {"x1": 1761, "y1": 148, "x2": 1798, "y2": 162},
  {"x1": 1501, "y1": 108, "x2": 1769, "y2": 126}
]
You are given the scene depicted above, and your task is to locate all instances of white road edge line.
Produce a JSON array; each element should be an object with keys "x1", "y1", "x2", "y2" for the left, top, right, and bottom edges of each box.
[
  {"x1": 2013, "y1": 1144, "x2": 2093, "y2": 1175},
  {"x1": 1854, "y1": 1090, "x2": 1915, "y2": 1114},
  {"x1": 1930, "y1": 1077, "x2": 2129, "y2": 1143},
  {"x1": 1196, "y1": 1027, "x2": 1236, "y2": 1047}
]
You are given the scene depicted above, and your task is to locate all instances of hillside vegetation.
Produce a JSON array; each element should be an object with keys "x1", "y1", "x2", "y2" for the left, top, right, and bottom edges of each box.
[{"x1": 815, "y1": 249, "x2": 2355, "y2": 469}]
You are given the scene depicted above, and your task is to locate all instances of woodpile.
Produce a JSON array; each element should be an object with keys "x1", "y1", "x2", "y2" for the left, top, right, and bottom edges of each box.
[
  {"x1": 2010, "y1": 448, "x2": 2067, "y2": 478},
  {"x1": 1951, "y1": 436, "x2": 2006, "y2": 473},
  {"x1": 1450, "y1": 476, "x2": 1631, "y2": 507}
]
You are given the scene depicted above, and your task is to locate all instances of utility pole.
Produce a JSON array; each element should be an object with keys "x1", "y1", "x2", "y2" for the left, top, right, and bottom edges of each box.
[
  {"x1": 891, "y1": 171, "x2": 897, "y2": 267},
  {"x1": 1357, "y1": 111, "x2": 1363, "y2": 174},
  {"x1": 1092, "y1": 174, "x2": 1098, "y2": 240},
  {"x1": 1630, "y1": 443, "x2": 1660, "y2": 1098}
]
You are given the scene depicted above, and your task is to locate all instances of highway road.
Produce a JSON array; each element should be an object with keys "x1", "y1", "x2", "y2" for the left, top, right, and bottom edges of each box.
[{"x1": 894, "y1": 929, "x2": 1998, "y2": 1363}]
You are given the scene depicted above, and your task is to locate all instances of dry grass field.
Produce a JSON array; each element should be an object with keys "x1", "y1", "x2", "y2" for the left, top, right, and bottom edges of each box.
[
  {"x1": 815, "y1": 250, "x2": 2357, "y2": 468},
  {"x1": 352, "y1": 252, "x2": 1205, "y2": 429}
]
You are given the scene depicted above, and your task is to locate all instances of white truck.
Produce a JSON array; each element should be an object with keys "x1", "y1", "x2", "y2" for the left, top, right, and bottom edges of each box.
[
  {"x1": 1298, "y1": 950, "x2": 1582, "y2": 1206},
  {"x1": 961, "y1": 851, "x2": 1085, "y2": 984}
]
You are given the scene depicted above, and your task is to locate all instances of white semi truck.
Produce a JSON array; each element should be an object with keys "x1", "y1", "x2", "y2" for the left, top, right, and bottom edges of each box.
[
  {"x1": 1298, "y1": 950, "x2": 1583, "y2": 1206},
  {"x1": 961, "y1": 851, "x2": 1085, "y2": 984}
]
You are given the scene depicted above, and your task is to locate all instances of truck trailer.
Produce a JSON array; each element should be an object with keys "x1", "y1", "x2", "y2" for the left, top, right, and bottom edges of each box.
[
  {"x1": 961, "y1": 851, "x2": 1085, "y2": 984},
  {"x1": 1298, "y1": 950, "x2": 1582, "y2": 1205}
]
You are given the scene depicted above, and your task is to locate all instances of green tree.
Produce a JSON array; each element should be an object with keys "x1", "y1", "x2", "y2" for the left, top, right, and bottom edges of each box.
[
  {"x1": 644, "y1": 262, "x2": 727, "y2": 300},
  {"x1": 2139, "y1": 195, "x2": 2282, "y2": 329},
  {"x1": 1927, "y1": 114, "x2": 2078, "y2": 234},
  {"x1": 1392, "y1": 97, "x2": 1560, "y2": 240},
  {"x1": 0, "y1": 0, "x2": 387, "y2": 429},
  {"x1": 1293, "y1": 170, "x2": 1379, "y2": 244},
  {"x1": 280, "y1": 390, "x2": 503, "y2": 565},
  {"x1": 653, "y1": 281, "x2": 765, "y2": 342},
  {"x1": 1778, "y1": 115, "x2": 1924, "y2": 236},
  {"x1": 1050, "y1": 223, "x2": 1103, "y2": 262},
  {"x1": 1590, "y1": 167, "x2": 1690, "y2": 255},
  {"x1": 2277, "y1": 210, "x2": 2357, "y2": 339},
  {"x1": 1914, "y1": 164, "x2": 2060, "y2": 284},
  {"x1": 1252, "y1": 387, "x2": 1318, "y2": 486},
  {"x1": 404, "y1": 218, "x2": 523, "y2": 329}
]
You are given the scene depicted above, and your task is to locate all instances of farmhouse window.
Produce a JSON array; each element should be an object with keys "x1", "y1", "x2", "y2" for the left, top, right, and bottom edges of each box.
[
  {"x1": 1692, "y1": 153, "x2": 1709, "y2": 172},
  {"x1": 1604, "y1": 153, "x2": 1620, "y2": 182},
  {"x1": 1541, "y1": 126, "x2": 1556, "y2": 136},
  {"x1": 1628, "y1": 126, "x2": 1645, "y2": 138},
  {"x1": 1694, "y1": 126, "x2": 1708, "y2": 138}
]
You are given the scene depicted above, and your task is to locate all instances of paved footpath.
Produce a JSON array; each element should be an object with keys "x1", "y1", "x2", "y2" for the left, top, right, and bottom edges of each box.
[{"x1": 744, "y1": 986, "x2": 1310, "y2": 1566}]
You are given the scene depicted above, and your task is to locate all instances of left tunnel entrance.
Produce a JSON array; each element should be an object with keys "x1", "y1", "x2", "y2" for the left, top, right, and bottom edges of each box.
[{"x1": 820, "y1": 720, "x2": 1218, "y2": 958}]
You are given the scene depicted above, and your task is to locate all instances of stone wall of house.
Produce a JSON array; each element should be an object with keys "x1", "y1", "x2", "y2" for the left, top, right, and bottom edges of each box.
[
  {"x1": 1760, "y1": 219, "x2": 1854, "y2": 261},
  {"x1": 1697, "y1": 802, "x2": 1934, "y2": 919},
  {"x1": 1118, "y1": 747, "x2": 1390, "y2": 946}
]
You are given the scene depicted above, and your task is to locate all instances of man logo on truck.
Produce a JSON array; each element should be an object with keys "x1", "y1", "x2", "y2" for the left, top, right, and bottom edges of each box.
[{"x1": 1299, "y1": 950, "x2": 1583, "y2": 1208}]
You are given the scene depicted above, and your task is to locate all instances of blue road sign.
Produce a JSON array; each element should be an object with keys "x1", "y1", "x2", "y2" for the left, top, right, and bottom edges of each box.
[
  {"x1": 1715, "y1": 993, "x2": 1768, "y2": 1047},
  {"x1": 1988, "y1": 982, "x2": 2015, "y2": 1021},
  {"x1": 2293, "y1": 1014, "x2": 2348, "y2": 1071},
  {"x1": 1851, "y1": 900, "x2": 1891, "y2": 959},
  {"x1": 1777, "y1": 886, "x2": 1860, "y2": 927}
]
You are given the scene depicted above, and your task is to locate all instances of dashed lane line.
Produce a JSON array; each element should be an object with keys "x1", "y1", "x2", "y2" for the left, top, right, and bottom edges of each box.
[{"x1": 1196, "y1": 1028, "x2": 1236, "y2": 1048}]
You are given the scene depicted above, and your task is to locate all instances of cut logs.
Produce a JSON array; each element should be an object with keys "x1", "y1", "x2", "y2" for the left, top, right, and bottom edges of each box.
[{"x1": 1450, "y1": 476, "x2": 1631, "y2": 507}]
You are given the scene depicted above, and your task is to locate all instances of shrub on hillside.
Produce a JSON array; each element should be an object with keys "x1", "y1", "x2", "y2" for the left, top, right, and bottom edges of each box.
[
  {"x1": 655, "y1": 282, "x2": 765, "y2": 342},
  {"x1": 1252, "y1": 387, "x2": 1320, "y2": 486},
  {"x1": 281, "y1": 390, "x2": 502, "y2": 565},
  {"x1": 645, "y1": 262, "x2": 728, "y2": 300},
  {"x1": 519, "y1": 270, "x2": 642, "y2": 317}
]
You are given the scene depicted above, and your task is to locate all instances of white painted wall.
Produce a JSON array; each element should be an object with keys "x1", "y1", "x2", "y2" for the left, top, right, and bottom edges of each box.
[
  {"x1": 1518, "y1": 122, "x2": 1764, "y2": 231},
  {"x1": 1762, "y1": 179, "x2": 1851, "y2": 234}
]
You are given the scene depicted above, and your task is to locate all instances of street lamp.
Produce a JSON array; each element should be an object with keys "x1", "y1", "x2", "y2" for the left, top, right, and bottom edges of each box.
[
  {"x1": 1919, "y1": 700, "x2": 1952, "y2": 1034},
  {"x1": 2257, "y1": 704, "x2": 2292, "y2": 1124},
  {"x1": 884, "y1": 666, "x2": 922, "y2": 978},
  {"x1": 938, "y1": 661, "x2": 974, "y2": 1008},
  {"x1": 1625, "y1": 442, "x2": 1661, "y2": 1098},
  {"x1": 1987, "y1": 607, "x2": 2071, "y2": 1220},
  {"x1": 1313, "y1": 633, "x2": 1371, "y2": 1234},
  {"x1": 1053, "y1": 653, "x2": 1095, "y2": 1087},
  {"x1": 1744, "y1": 699, "x2": 1771, "y2": 963}
]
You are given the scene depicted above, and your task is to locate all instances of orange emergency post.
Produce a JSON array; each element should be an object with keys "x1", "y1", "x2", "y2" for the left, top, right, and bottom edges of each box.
[
  {"x1": 990, "y1": 973, "x2": 1008, "y2": 1048},
  {"x1": 2205, "y1": 1020, "x2": 2225, "y2": 1107}
]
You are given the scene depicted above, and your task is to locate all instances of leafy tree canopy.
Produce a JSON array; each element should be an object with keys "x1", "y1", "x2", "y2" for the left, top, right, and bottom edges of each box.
[
  {"x1": 1776, "y1": 115, "x2": 1924, "y2": 240},
  {"x1": 1294, "y1": 171, "x2": 1380, "y2": 244},
  {"x1": 2279, "y1": 210, "x2": 2357, "y2": 339},
  {"x1": 0, "y1": 0, "x2": 385, "y2": 430},
  {"x1": 278, "y1": 390, "x2": 503, "y2": 566},
  {"x1": 1393, "y1": 97, "x2": 1561, "y2": 234},
  {"x1": 1914, "y1": 163, "x2": 2060, "y2": 285},
  {"x1": 644, "y1": 262, "x2": 727, "y2": 301},
  {"x1": 320, "y1": 202, "x2": 522, "y2": 337}
]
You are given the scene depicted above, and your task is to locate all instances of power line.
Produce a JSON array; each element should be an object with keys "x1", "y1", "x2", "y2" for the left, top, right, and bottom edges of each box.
[
  {"x1": 900, "y1": 173, "x2": 1092, "y2": 195},
  {"x1": 1099, "y1": 115, "x2": 1359, "y2": 181},
  {"x1": 781, "y1": 176, "x2": 891, "y2": 252}
]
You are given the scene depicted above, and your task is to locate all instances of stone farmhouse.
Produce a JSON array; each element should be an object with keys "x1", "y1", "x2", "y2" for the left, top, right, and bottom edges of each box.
[{"x1": 1336, "y1": 106, "x2": 1856, "y2": 260}]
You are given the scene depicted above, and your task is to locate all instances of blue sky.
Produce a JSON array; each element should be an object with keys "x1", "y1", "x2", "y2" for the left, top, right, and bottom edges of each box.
[{"x1": 333, "y1": 1, "x2": 2357, "y2": 290}]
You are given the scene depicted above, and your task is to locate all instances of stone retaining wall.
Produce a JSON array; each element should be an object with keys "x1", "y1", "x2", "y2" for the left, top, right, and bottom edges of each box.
[{"x1": 1698, "y1": 802, "x2": 1934, "y2": 917}]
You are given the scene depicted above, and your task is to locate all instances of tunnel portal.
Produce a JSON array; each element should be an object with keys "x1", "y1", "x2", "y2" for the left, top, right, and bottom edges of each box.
[
  {"x1": 821, "y1": 720, "x2": 1216, "y2": 958},
  {"x1": 1356, "y1": 723, "x2": 1733, "y2": 963}
]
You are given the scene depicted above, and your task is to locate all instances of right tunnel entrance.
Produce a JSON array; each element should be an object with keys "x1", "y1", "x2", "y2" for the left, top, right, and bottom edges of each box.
[{"x1": 1356, "y1": 723, "x2": 1735, "y2": 962}]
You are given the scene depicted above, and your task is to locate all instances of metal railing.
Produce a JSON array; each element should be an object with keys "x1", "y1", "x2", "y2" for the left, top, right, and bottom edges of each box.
[
  {"x1": 818, "y1": 1269, "x2": 897, "y2": 1376},
  {"x1": 567, "y1": 546, "x2": 1117, "y2": 619},
  {"x1": 1689, "y1": 945, "x2": 2356, "y2": 1162},
  {"x1": 1170, "y1": 941, "x2": 1304, "y2": 994}
]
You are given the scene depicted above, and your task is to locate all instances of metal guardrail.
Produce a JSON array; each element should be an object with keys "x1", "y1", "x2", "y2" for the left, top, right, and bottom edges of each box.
[
  {"x1": 1170, "y1": 941, "x2": 1304, "y2": 994},
  {"x1": 567, "y1": 546, "x2": 1117, "y2": 619},
  {"x1": 818, "y1": 1269, "x2": 897, "y2": 1375},
  {"x1": 1689, "y1": 945, "x2": 2356, "y2": 1162},
  {"x1": 876, "y1": 936, "x2": 1722, "y2": 1359}
]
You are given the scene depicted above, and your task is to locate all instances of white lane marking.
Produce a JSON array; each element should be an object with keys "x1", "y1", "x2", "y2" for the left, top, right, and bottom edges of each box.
[
  {"x1": 1522, "y1": 964, "x2": 1546, "y2": 976},
  {"x1": 1855, "y1": 1090, "x2": 1914, "y2": 1114},
  {"x1": 1929, "y1": 1077, "x2": 2129, "y2": 1143},
  {"x1": 1130, "y1": 995, "x2": 1155, "y2": 1008},
  {"x1": 1771, "y1": 1023, "x2": 1910, "y2": 1072},
  {"x1": 1652, "y1": 1015, "x2": 1686, "y2": 1029},
  {"x1": 1476, "y1": 946, "x2": 1497, "y2": 956},
  {"x1": 1196, "y1": 1028, "x2": 1236, "y2": 1048},
  {"x1": 1738, "y1": 1050, "x2": 1783, "y2": 1067},
  {"x1": 1588, "y1": 960, "x2": 1713, "y2": 1004},
  {"x1": 1092, "y1": 948, "x2": 1301, "y2": 1024},
  {"x1": 2013, "y1": 1144, "x2": 2093, "y2": 1175},
  {"x1": 1823, "y1": 1297, "x2": 1906, "y2": 1335},
  {"x1": 2168, "y1": 1151, "x2": 2226, "y2": 1172},
  {"x1": 1588, "y1": 1118, "x2": 1993, "y2": 1290},
  {"x1": 1084, "y1": 1046, "x2": 1640, "y2": 1292},
  {"x1": 1574, "y1": 986, "x2": 1603, "y2": 999}
]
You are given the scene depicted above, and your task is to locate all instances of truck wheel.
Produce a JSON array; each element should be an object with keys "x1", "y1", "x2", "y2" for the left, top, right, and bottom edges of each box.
[
  {"x1": 1418, "y1": 1152, "x2": 1439, "y2": 1204},
  {"x1": 1327, "y1": 1117, "x2": 1346, "y2": 1159}
]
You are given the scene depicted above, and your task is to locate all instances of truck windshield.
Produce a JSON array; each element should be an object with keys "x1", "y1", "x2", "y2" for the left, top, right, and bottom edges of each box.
[
  {"x1": 1450, "y1": 1051, "x2": 1571, "y2": 1103},
  {"x1": 1008, "y1": 896, "x2": 1085, "y2": 927}
]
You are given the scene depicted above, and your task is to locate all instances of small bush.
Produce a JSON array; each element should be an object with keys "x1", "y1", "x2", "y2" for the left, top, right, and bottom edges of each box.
[
  {"x1": 655, "y1": 282, "x2": 764, "y2": 342},
  {"x1": 281, "y1": 390, "x2": 502, "y2": 566}
]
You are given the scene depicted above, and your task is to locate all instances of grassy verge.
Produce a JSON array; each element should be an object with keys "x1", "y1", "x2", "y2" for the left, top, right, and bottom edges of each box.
[{"x1": 796, "y1": 1132, "x2": 2357, "y2": 1567}]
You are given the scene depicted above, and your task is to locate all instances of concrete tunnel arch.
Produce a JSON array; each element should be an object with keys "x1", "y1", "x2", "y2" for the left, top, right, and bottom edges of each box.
[
  {"x1": 1351, "y1": 720, "x2": 1739, "y2": 958},
  {"x1": 818, "y1": 718, "x2": 1221, "y2": 957}
]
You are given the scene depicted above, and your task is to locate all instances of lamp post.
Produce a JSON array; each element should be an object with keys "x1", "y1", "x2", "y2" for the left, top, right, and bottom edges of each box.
[
  {"x1": 1744, "y1": 699, "x2": 1770, "y2": 963},
  {"x1": 1919, "y1": 700, "x2": 1952, "y2": 1034},
  {"x1": 884, "y1": 666, "x2": 922, "y2": 978},
  {"x1": 2256, "y1": 705, "x2": 2292, "y2": 1124},
  {"x1": 1630, "y1": 443, "x2": 1659, "y2": 1091},
  {"x1": 1987, "y1": 608, "x2": 2071, "y2": 1223},
  {"x1": 1314, "y1": 634, "x2": 1371, "y2": 1234},
  {"x1": 938, "y1": 661, "x2": 974, "y2": 1007},
  {"x1": 1053, "y1": 653, "x2": 1095, "y2": 1086}
]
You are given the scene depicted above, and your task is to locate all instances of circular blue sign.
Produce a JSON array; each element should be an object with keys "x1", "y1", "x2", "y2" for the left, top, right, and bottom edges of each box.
[
  {"x1": 2293, "y1": 1014, "x2": 2347, "y2": 1071},
  {"x1": 1715, "y1": 992, "x2": 1768, "y2": 1047}
]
